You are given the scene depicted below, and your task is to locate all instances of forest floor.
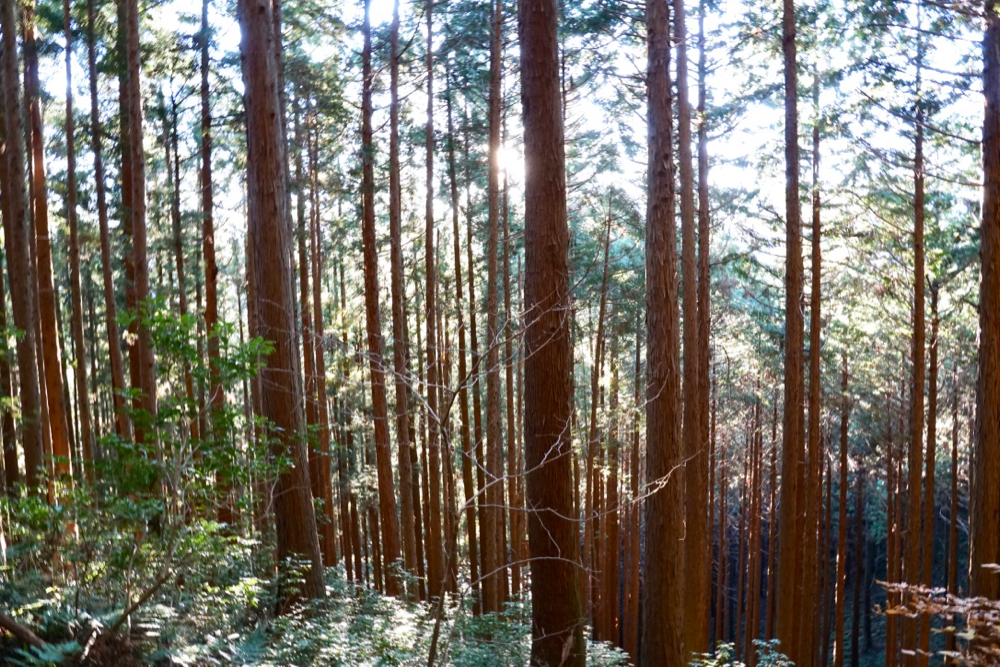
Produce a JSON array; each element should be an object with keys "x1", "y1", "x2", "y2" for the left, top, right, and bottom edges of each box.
[{"x1": 1, "y1": 567, "x2": 630, "y2": 666}]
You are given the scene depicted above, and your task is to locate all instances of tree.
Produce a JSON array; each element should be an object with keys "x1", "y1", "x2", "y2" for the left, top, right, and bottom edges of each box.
[
  {"x1": 25, "y1": 0, "x2": 72, "y2": 481},
  {"x1": 237, "y1": 0, "x2": 324, "y2": 602},
  {"x1": 423, "y1": 0, "x2": 444, "y2": 601},
  {"x1": 388, "y1": 0, "x2": 418, "y2": 591},
  {"x1": 482, "y1": 0, "x2": 504, "y2": 614},
  {"x1": 87, "y1": 0, "x2": 130, "y2": 441},
  {"x1": 675, "y1": 0, "x2": 708, "y2": 649},
  {"x1": 124, "y1": 0, "x2": 157, "y2": 439},
  {"x1": 519, "y1": 0, "x2": 585, "y2": 662},
  {"x1": 358, "y1": 0, "x2": 402, "y2": 596},
  {"x1": 1, "y1": 0, "x2": 44, "y2": 489},
  {"x1": 64, "y1": 0, "x2": 94, "y2": 479},
  {"x1": 642, "y1": 0, "x2": 685, "y2": 663},
  {"x1": 775, "y1": 0, "x2": 807, "y2": 661},
  {"x1": 972, "y1": 0, "x2": 1000, "y2": 602}
]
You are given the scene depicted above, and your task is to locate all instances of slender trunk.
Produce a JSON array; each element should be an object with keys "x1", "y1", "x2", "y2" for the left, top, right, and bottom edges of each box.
[
  {"x1": 696, "y1": 0, "x2": 713, "y2": 647},
  {"x1": 586, "y1": 207, "x2": 613, "y2": 628},
  {"x1": 626, "y1": 330, "x2": 642, "y2": 662},
  {"x1": 850, "y1": 470, "x2": 864, "y2": 667},
  {"x1": 200, "y1": 0, "x2": 221, "y2": 423},
  {"x1": 520, "y1": 0, "x2": 585, "y2": 662},
  {"x1": 25, "y1": 1, "x2": 72, "y2": 481},
  {"x1": 64, "y1": 0, "x2": 94, "y2": 480},
  {"x1": 835, "y1": 357, "x2": 849, "y2": 667},
  {"x1": 309, "y1": 119, "x2": 336, "y2": 565},
  {"x1": 945, "y1": 368, "x2": 959, "y2": 661},
  {"x1": 736, "y1": 428, "x2": 749, "y2": 660},
  {"x1": 87, "y1": 0, "x2": 129, "y2": 441},
  {"x1": 918, "y1": 285, "x2": 939, "y2": 663},
  {"x1": 0, "y1": 243, "x2": 14, "y2": 491},
  {"x1": 165, "y1": 96, "x2": 198, "y2": 445},
  {"x1": 675, "y1": 0, "x2": 706, "y2": 649},
  {"x1": 821, "y1": 457, "x2": 834, "y2": 667},
  {"x1": 903, "y1": 27, "x2": 927, "y2": 662},
  {"x1": 357, "y1": 0, "x2": 401, "y2": 596},
  {"x1": 803, "y1": 64, "x2": 824, "y2": 667},
  {"x1": 886, "y1": 393, "x2": 898, "y2": 667},
  {"x1": 501, "y1": 120, "x2": 522, "y2": 600},
  {"x1": 124, "y1": 0, "x2": 156, "y2": 440},
  {"x1": 765, "y1": 397, "x2": 779, "y2": 641},
  {"x1": 776, "y1": 0, "x2": 806, "y2": 660},
  {"x1": 387, "y1": 0, "x2": 417, "y2": 591},
  {"x1": 422, "y1": 1, "x2": 444, "y2": 601},
  {"x1": 238, "y1": 0, "x2": 324, "y2": 601}
]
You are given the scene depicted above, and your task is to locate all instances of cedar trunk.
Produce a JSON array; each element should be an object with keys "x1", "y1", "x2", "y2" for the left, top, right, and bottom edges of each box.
[{"x1": 519, "y1": 0, "x2": 586, "y2": 662}]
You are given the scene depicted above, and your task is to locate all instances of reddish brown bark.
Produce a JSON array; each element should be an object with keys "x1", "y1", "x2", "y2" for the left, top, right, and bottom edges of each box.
[
  {"x1": 64, "y1": 0, "x2": 94, "y2": 479},
  {"x1": 423, "y1": 0, "x2": 444, "y2": 601},
  {"x1": 238, "y1": 0, "x2": 324, "y2": 601},
  {"x1": 974, "y1": 0, "x2": 1000, "y2": 601},
  {"x1": 25, "y1": 1, "x2": 72, "y2": 482},
  {"x1": 358, "y1": 0, "x2": 401, "y2": 596},
  {"x1": 124, "y1": 0, "x2": 157, "y2": 439},
  {"x1": 642, "y1": 0, "x2": 685, "y2": 661},
  {"x1": 520, "y1": 0, "x2": 585, "y2": 662},
  {"x1": 775, "y1": 0, "x2": 807, "y2": 659},
  {"x1": 835, "y1": 357, "x2": 849, "y2": 667},
  {"x1": 388, "y1": 0, "x2": 418, "y2": 591}
]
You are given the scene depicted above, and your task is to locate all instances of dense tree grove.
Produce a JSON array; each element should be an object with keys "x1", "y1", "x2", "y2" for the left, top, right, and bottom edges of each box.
[{"x1": 0, "y1": 0, "x2": 997, "y2": 664}]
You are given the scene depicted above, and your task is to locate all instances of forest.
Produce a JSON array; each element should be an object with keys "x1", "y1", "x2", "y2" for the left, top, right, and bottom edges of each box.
[{"x1": 0, "y1": 0, "x2": 995, "y2": 663}]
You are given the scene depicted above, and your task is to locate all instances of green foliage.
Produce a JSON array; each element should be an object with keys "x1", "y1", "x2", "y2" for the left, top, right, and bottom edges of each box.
[{"x1": 691, "y1": 640, "x2": 793, "y2": 667}]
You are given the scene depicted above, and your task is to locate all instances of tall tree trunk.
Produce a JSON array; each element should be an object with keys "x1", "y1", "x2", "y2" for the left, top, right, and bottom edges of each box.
[
  {"x1": 25, "y1": 0, "x2": 72, "y2": 482},
  {"x1": 821, "y1": 457, "x2": 834, "y2": 667},
  {"x1": 502, "y1": 123, "x2": 523, "y2": 601},
  {"x1": 358, "y1": 0, "x2": 402, "y2": 597},
  {"x1": 973, "y1": 0, "x2": 1000, "y2": 601},
  {"x1": 766, "y1": 395, "x2": 779, "y2": 642},
  {"x1": 0, "y1": 244, "x2": 15, "y2": 492},
  {"x1": 388, "y1": 0, "x2": 418, "y2": 592},
  {"x1": 124, "y1": 0, "x2": 157, "y2": 441},
  {"x1": 776, "y1": 0, "x2": 806, "y2": 659},
  {"x1": 0, "y1": 0, "x2": 41, "y2": 490},
  {"x1": 87, "y1": 0, "x2": 129, "y2": 441},
  {"x1": 904, "y1": 27, "x2": 927, "y2": 660},
  {"x1": 200, "y1": 0, "x2": 222, "y2": 425},
  {"x1": 642, "y1": 0, "x2": 685, "y2": 662},
  {"x1": 675, "y1": 0, "x2": 707, "y2": 650},
  {"x1": 626, "y1": 329, "x2": 642, "y2": 662},
  {"x1": 918, "y1": 284, "x2": 939, "y2": 662},
  {"x1": 423, "y1": 0, "x2": 444, "y2": 601},
  {"x1": 519, "y1": 0, "x2": 585, "y2": 662},
  {"x1": 481, "y1": 0, "x2": 505, "y2": 614},
  {"x1": 586, "y1": 206, "x2": 612, "y2": 629},
  {"x1": 835, "y1": 357, "x2": 849, "y2": 667},
  {"x1": 803, "y1": 64, "x2": 824, "y2": 667},
  {"x1": 850, "y1": 470, "x2": 864, "y2": 667},
  {"x1": 945, "y1": 367, "x2": 959, "y2": 660},
  {"x1": 165, "y1": 95, "x2": 199, "y2": 445},
  {"x1": 886, "y1": 393, "x2": 898, "y2": 667},
  {"x1": 293, "y1": 94, "x2": 323, "y2": 560},
  {"x1": 444, "y1": 69, "x2": 480, "y2": 612},
  {"x1": 238, "y1": 0, "x2": 324, "y2": 601},
  {"x1": 603, "y1": 348, "x2": 621, "y2": 644},
  {"x1": 64, "y1": 0, "x2": 94, "y2": 480},
  {"x1": 309, "y1": 119, "x2": 336, "y2": 566},
  {"x1": 696, "y1": 0, "x2": 713, "y2": 646}
]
